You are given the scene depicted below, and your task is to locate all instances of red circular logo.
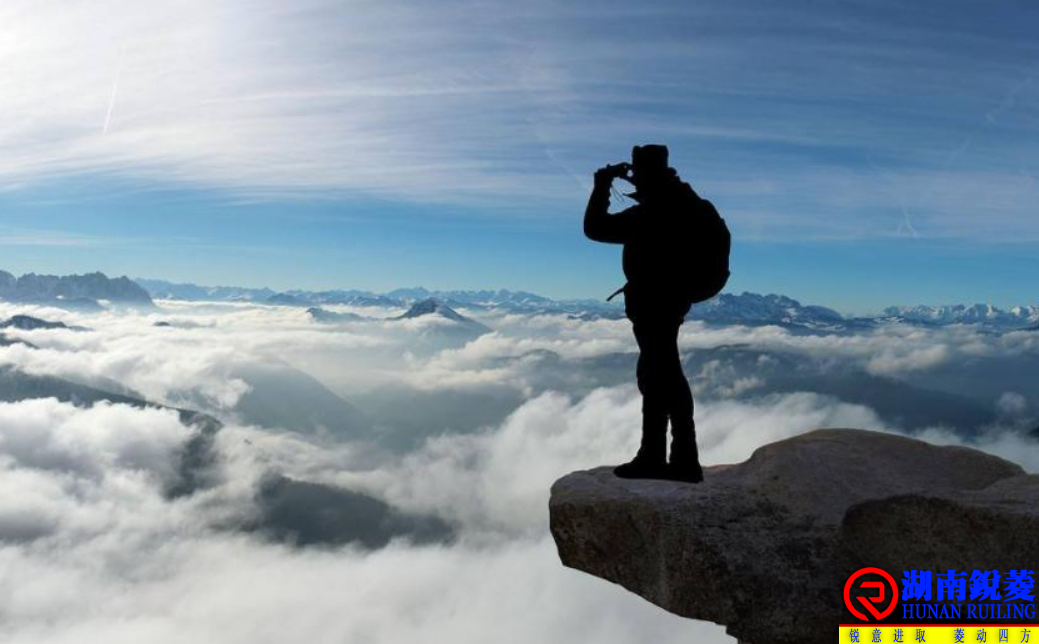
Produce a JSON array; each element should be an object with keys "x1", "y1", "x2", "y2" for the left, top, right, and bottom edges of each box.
[{"x1": 844, "y1": 567, "x2": 899, "y2": 621}]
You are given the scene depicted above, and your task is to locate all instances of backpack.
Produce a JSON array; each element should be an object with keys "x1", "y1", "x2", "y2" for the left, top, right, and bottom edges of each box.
[
  {"x1": 605, "y1": 185, "x2": 731, "y2": 306},
  {"x1": 684, "y1": 196, "x2": 731, "y2": 304}
]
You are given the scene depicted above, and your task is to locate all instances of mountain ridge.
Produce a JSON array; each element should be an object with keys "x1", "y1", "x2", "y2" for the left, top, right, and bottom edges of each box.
[
  {"x1": 136, "y1": 277, "x2": 1039, "y2": 331},
  {"x1": 1, "y1": 269, "x2": 152, "y2": 309}
]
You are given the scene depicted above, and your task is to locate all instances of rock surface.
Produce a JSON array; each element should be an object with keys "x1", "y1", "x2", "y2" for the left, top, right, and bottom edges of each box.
[{"x1": 549, "y1": 428, "x2": 1038, "y2": 644}]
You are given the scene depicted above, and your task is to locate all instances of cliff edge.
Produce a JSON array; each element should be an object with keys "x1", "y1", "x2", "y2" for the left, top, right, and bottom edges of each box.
[{"x1": 549, "y1": 428, "x2": 1039, "y2": 644}]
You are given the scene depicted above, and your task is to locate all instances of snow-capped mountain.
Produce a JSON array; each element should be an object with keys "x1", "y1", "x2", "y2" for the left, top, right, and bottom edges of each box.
[
  {"x1": 132, "y1": 276, "x2": 1039, "y2": 332},
  {"x1": 393, "y1": 298, "x2": 490, "y2": 330},
  {"x1": 386, "y1": 287, "x2": 553, "y2": 310},
  {"x1": 395, "y1": 298, "x2": 470, "y2": 322},
  {"x1": 883, "y1": 304, "x2": 1039, "y2": 328},
  {"x1": 388, "y1": 299, "x2": 492, "y2": 347},
  {"x1": 688, "y1": 293, "x2": 849, "y2": 329}
]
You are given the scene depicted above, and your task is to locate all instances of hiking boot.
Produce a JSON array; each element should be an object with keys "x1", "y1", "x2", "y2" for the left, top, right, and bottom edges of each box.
[
  {"x1": 615, "y1": 412, "x2": 667, "y2": 479},
  {"x1": 614, "y1": 452, "x2": 667, "y2": 479},
  {"x1": 665, "y1": 458, "x2": 704, "y2": 483},
  {"x1": 667, "y1": 418, "x2": 704, "y2": 483}
]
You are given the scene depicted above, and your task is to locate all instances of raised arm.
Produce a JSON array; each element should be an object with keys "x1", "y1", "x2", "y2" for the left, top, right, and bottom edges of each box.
[{"x1": 584, "y1": 165, "x2": 637, "y2": 244}]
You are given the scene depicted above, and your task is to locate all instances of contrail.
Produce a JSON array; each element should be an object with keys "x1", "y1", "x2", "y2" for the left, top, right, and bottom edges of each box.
[
  {"x1": 867, "y1": 151, "x2": 919, "y2": 238},
  {"x1": 945, "y1": 74, "x2": 1033, "y2": 164},
  {"x1": 540, "y1": 138, "x2": 589, "y2": 191},
  {"x1": 103, "y1": 54, "x2": 123, "y2": 134},
  {"x1": 536, "y1": 126, "x2": 633, "y2": 206},
  {"x1": 896, "y1": 205, "x2": 919, "y2": 238}
]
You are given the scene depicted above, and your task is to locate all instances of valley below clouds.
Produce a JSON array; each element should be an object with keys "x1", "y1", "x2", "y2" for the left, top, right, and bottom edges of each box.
[{"x1": 0, "y1": 296, "x2": 1037, "y2": 643}]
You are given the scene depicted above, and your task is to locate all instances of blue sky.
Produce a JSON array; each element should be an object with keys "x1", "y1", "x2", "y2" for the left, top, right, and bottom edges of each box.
[{"x1": 0, "y1": 0, "x2": 1036, "y2": 314}]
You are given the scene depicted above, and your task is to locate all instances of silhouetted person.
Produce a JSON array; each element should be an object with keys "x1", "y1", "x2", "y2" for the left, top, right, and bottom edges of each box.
[{"x1": 585, "y1": 144, "x2": 728, "y2": 483}]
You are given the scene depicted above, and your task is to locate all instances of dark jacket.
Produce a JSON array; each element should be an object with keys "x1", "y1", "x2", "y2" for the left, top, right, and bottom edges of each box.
[{"x1": 584, "y1": 175, "x2": 703, "y2": 324}]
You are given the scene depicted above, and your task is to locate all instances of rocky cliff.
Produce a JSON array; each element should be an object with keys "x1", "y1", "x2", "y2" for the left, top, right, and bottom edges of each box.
[{"x1": 549, "y1": 428, "x2": 1038, "y2": 644}]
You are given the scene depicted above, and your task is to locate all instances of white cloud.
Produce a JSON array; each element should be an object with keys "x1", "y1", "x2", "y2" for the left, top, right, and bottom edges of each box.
[
  {"x1": 0, "y1": 399, "x2": 195, "y2": 544},
  {"x1": 0, "y1": 381, "x2": 900, "y2": 644},
  {"x1": 341, "y1": 388, "x2": 896, "y2": 540},
  {"x1": 1, "y1": 382, "x2": 1026, "y2": 644},
  {"x1": 0, "y1": 301, "x2": 391, "y2": 409},
  {"x1": 2, "y1": 296, "x2": 1038, "y2": 644},
  {"x1": 865, "y1": 342, "x2": 952, "y2": 376},
  {"x1": 677, "y1": 320, "x2": 1039, "y2": 378},
  {"x1": 912, "y1": 424, "x2": 1039, "y2": 474},
  {"x1": 0, "y1": 532, "x2": 728, "y2": 644},
  {"x1": 4, "y1": 300, "x2": 1038, "y2": 425},
  {"x1": 997, "y1": 391, "x2": 1028, "y2": 416},
  {"x1": 0, "y1": 393, "x2": 736, "y2": 644}
]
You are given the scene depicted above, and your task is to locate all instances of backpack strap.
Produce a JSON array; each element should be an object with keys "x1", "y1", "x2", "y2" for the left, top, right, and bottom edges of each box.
[{"x1": 606, "y1": 283, "x2": 627, "y2": 302}]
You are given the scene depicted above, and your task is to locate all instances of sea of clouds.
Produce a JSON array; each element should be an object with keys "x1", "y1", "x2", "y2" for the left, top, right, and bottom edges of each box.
[{"x1": 0, "y1": 300, "x2": 1037, "y2": 643}]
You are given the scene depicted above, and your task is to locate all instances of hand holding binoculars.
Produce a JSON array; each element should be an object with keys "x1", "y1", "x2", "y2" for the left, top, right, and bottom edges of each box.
[{"x1": 595, "y1": 162, "x2": 634, "y2": 183}]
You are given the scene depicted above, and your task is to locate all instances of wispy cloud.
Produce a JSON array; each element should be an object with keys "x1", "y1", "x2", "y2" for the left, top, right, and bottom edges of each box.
[
  {"x1": 0, "y1": 0, "x2": 1035, "y2": 242},
  {"x1": 0, "y1": 227, "x2": 123, "y2": 247}
]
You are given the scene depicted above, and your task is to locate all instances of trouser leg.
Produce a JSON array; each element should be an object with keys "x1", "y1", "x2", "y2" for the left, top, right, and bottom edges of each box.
[
  {"x1": 632, "y1": 323, "x2": 668, "y2": 464},
  {"x1": 662, "y1": 323, "x2": 697, "y2": 462},
  {"x1": 629, "y1": 312, "x2": 702, "y2": 482},
  {"x1": 657, "y1": 322, "x2": 692, "y2": 423}
]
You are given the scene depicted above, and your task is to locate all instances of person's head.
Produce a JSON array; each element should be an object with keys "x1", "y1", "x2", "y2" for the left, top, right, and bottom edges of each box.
[{"x1": 629, "y1": 144, "x2": 674, "y2": 192}]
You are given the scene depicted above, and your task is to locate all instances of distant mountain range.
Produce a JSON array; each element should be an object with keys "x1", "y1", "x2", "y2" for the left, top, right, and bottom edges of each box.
[
  {"x1": 133, "y1": 278, "x2": 277, "y2": 303},
  {"x1": 883, "y1": 304, "x2": 1039, "y2": 328},
  {"x1": 135, "y1": 276, "x2": 1039, "y2": 331},
  {"x1": 0, "y1": 270, "x2": 152, "y2": 309},
  {"x1": 0, "y1": 272, "x2": 1031, "y2": 332},
  {"x1": 138, "y1": 278, "x2": 587, "y2": 313}
]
